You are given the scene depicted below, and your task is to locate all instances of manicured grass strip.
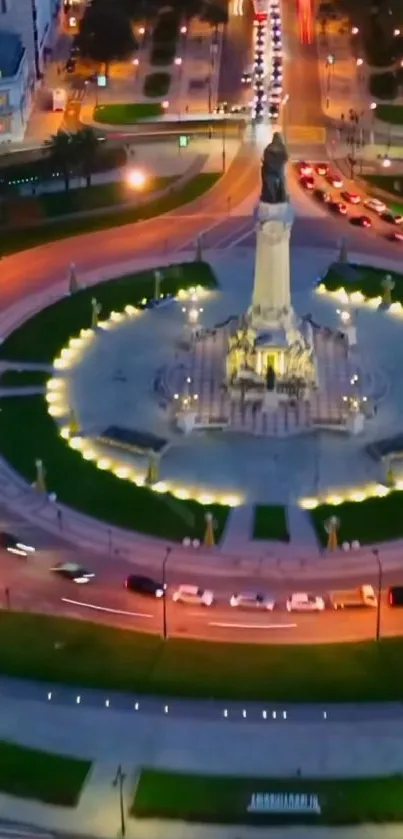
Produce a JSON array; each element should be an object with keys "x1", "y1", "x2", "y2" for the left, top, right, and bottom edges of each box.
[
  {"x1": 320, "y1": 264, "x2": 403, "y2": 303},
  {"x1": 94, "y1": 103, "x2": 162, "y2": 124},
  {"x1": 35, "y1": 176, "x2": 176, "y2": 219},
  {"x1": 0, "y1": 739, "x2": 90, "y2": 806},
  {"x1": 2, "y1": 612, "x2": 403, "y2": 701},
  {"x1": 132, "y1": 769, "x2": 403, "y2": 825},
  {"x1": 0, "y1": 395, "x2": 228, "y2": 541},
  {"x1": 253, "y1": 505, "x2": 289, "y2": 541},
  {"x1": 311, "y1": 493, "x2": 403, "y2": 546},
  {"x1": 0, "y1": 145, "x2": 127, "y2": 184},
  {"x1": 0, "y1": 262, "x2": 229, "y2": 541},
  {"x1": 1, "y1": 369, "x2": 49, "y2": 387},
  {"x1": 375, "y1": 104, "x2": 403, "y2": 125},
  {"x1": 2, "y1": 172, "x2": 219, "y2": 256},
  {"x1": 363, "y1": 173, "x2": 403, "y2": 199}
]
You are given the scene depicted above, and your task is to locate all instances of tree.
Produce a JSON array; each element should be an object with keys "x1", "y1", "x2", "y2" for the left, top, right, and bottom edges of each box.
[
  {"x1": 43, "y1": 131, "x2": 77, "y2": 192},
  {"x1": 201, "y1": 0, "x2": 228, "y2": 29},
  {"x1": 77, "y1": 1, "x2": 137, "y2": 75},
  {"x1": 74, "y1": 127, "x2": 100, "y2": 187}
]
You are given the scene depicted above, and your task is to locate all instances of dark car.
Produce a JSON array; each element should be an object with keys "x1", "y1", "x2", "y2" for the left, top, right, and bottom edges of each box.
[
  {"x1": 388, "y1": 586, "x2": 403, "y2": 607},
  {"x1": 380, "y1": 211, "x2": 403, "y2": 225},
  {"x1": 65, "y1": 58, "x2": 76, "y2": 73},
  {"x1": 387, "y1": 231, "x2": 403, "y2": 242},
  {"x1": 350, "y1": 215, "x2": 371, "y2": 228},
  {"x1": 300, "y1": 175, "x2": 315, "y2": 190},
  {"x1": 328, "y1": 200, "x2": 347, "y2": 215},
  {"x1": 125, "y1": 574, "x2": 165, "y2": 598},
  {"x1": 0, "y1": 531, "x2": 35, "y2": 557},
  {"x1": 313, "y1": 187, "x2": 331, "y2": 203}
]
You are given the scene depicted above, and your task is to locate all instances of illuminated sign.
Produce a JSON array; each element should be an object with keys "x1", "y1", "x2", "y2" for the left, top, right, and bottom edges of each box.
[{"x1": 247, "y1": 793, "x2": 321, "y2": 814}]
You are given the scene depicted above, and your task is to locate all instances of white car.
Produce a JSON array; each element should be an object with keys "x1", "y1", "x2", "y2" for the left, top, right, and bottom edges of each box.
[
  {"x1": 364, "y1": 197, "x2": 386, "y2": 214},
  {"x1": 241, "y1": 72, "x2": 252, "y2": 84},
  {"x1": 286, "y1": 592, "x2": 325, "y2": 612},
  {"x1": 172, "y1": 585, "x2": 214, "y2": 606},
  {"x1": 230, "y1": 592, "x2": 275, "y2": 610}
]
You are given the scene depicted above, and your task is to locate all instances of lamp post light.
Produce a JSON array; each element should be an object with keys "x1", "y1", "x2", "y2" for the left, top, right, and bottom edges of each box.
[
  {"x1": 281, "y1": 93, "x2": 289, "y2": 146},
  {"x1": 372, "y1": 548, "x2": 382, "y2": 642},
  {"x1": 126, "y1": 168, "x2": 147, "y2": 190},
  {"x1": 351, "y1": 25, "x2": 359, "y2": 35},
  {"x1": 112, "y1": 765, "x2": 126, "y2": 837},
  {"x1": 162, "y1": 546, "x2": 172, "y2": 640},
  {"x1": 325, "y1": 53, "x2": 335, "y2": 109},
  {"x1": 356, "y1": 57, "x2": 363, "y2": 66}
]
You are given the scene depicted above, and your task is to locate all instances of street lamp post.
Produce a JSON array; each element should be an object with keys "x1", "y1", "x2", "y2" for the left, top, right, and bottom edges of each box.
[
  {"x1": 112, "y1": 765, "x2": 126, "y2": 837},
  {"x1": 162, "y1": 546, "x2": 172, "y2": 640},
  {"x1": 325, "y1": 53, "x2": 335, "y2": 110},
  {"x1": 372, "y1": 548, "x2": 382, "y2": 642}
]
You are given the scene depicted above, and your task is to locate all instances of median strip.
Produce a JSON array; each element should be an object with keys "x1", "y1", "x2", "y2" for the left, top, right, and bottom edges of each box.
[{"x1": 209, "y1": 622, "x2": 298, "y2": 630}]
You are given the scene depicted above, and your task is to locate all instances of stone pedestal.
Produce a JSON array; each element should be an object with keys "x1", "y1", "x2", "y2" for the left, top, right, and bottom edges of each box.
[
  {"x1": 177, "y1": 411, "x2": 197, "y2": 433},
  {"x1": 347, "y1": 411, "x2": 365, "y2": 435},
  {"x1": 249, "y1": 200, "x2": 294, "y2": 331},
  {"x1": 262, "y1": 390, "x2": 281, "y2": 413},
  {"x1": 344, "y1": 325, "x2": 357, "y2": 347}
]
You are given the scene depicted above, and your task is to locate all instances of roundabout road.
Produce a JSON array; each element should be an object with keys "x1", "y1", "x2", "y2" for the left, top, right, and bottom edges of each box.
[{"x1": 1, "y1": 138, "x2": 403, "y2": 648}]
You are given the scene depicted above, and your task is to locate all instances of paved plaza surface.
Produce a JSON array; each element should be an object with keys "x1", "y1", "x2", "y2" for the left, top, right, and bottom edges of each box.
[
  {"x1": 67, "y1": 249, "x2": 403, "y2": 505},
  {"x1": 1, "y1": 690, "x2": 403, "y2": 838}
]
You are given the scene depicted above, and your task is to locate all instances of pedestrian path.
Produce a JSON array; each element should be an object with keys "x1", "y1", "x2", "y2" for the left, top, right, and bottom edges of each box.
[
  {"x1": 219, "y1": 503, "x2": 254, "y2": 552},
  {"x1": 287, "y1": 505, "x2": 319, "y2": 548}
]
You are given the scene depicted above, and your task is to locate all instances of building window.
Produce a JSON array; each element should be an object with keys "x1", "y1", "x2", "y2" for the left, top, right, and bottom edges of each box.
[
  {"x1": 0, "y1": 116, "x2": 12, "y2": 134},
  {"x1": 0, "y1": 0, "x2": 7, "y2": 13},
  {"x1": 0, "y1": 92, "x2": 9, "y2": 108}
]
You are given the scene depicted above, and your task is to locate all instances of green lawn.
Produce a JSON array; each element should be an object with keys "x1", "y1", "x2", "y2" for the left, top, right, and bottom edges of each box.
[
  {"x1": 311, "y1": 492, "x2": 403, "y2": 546},
  {"x1": 36, "y1": 175, "x2": 176, "y2": 219},
  {"x1": 0, "y1": 739, "x2": 90, "y2": 806},
  {"x1": 93, "y1": 103, "x2": 163, "y2": 124},
  {"x1": 3, "y1": 611, "x2": 403, "y2": 701},
  {"x1": 253, "y1": 505, "x2": 289, "y2": 541},
  {"x1": 0, "y1": 145, "x2": 127, "y2": 185},
  {"x1": 0, "y1": 369, "x2": 48, "y2": 387},
  {"x1": 132, "y1": 769, "x2": 403, "y2": 824},
  {"x1": 375, "y1": 104, "x2": 403, "y2": 124},
  {"x1": 143, "y1": 72, "x2": 171, "y2": 98},
  {"x1": 319, "y1": 263, "x2": 403, "y2": 302},
  {"x1": 0, "y1": 262, "x2": 229, "y2": 542},
  {"x1": 1, "y1": 172, "x2": 219, "y2": 256}
]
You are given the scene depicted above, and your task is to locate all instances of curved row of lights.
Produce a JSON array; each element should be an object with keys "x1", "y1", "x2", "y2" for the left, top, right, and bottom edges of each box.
[
  {"x1": 45, "y1": 287, "x2": 242, "y2": 510},
  {"x1": 316, "y1": 282, "x2": 403, "y2": 316},
  {"x1": 300, "y1": 480, "x2": 403, "y2": 511}
]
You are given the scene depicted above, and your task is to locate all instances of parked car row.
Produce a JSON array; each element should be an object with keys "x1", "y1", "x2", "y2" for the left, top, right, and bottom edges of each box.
[
  {"x1": 50, "y1": 568, "x2": 403, "y2": 612},
  {"x1": 297, "y1": 161, "x2": 403, "y2": 240}
]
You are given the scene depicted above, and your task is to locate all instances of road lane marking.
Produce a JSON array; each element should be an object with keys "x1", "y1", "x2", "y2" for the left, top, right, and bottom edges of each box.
[
  {"x1": 209, "y1": 622, "x2": 298, "y2": 630},
  {"x1": 61, "y1": 598, "x2": 153, "y2": 618}
]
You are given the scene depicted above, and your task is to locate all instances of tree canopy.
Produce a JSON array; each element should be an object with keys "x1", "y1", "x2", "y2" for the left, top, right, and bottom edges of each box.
[{"x1": 77, "y1": 1, "x2": 137, "y2": 70}]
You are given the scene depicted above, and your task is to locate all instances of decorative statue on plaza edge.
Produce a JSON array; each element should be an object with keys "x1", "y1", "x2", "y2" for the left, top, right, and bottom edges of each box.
[{"x1": 260, "y1": 132, "x2": 289, "y2": 205}]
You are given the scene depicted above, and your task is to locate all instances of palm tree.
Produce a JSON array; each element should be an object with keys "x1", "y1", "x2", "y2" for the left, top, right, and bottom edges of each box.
[
  {"x1": 77, "y1": 1, "x2": 137, "y2": 77},
  {"x1": 74, "y1": 127, "x2": 99, "y2": 188},
  {"x1": 43, "y1": 131, "x2": 76, "y2": 192}
]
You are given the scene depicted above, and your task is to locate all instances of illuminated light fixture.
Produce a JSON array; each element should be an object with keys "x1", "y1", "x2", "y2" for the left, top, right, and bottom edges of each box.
[
  {"x1": 82, "y1": 449, "x2": 96, "y2": 461},
  {"x1": 69, "y1": 436, "x2": 84, "y2": 451},
  {"x1": 299, "y1": 497, "x2": 318, "y2": 510},
  {"x1": 349, "y1": 291, "x2": 364, "y2": 304},
  {"x1": 153, "y1": 481, "x2": 168, "y2": 493},
  {"x1": 97, "y1": 457, "x2": 112, "y2": 470},
  {"x1": 114, "y1": 466, "x2": 131, "y2": 479},
  {"x1": 373, "y1": 484, "x2": 389, "y2": 497},
  {"x1": 326, "y1": 495, "x2": 343, "y2": 506},
  {"x1": 48, "y1": 405, "x2": 65, "y2": 417},
  {"x1": 47, "y1": 378, "x2": 64, "y2": 390},
  {"x1": 367, "y1": 296, "x2": 382, "y2": 308},
  {"x1": 197, "y1": 493, "x2": 215, "y2": 505},
  {"x1": 395, "y1": 480, "x2": 403, "y2": 491},
  {"x1": 173, "y1": 488, "x2": 190, "y2": 500},
  {"x1": 45, "y1": 391, "x2": 62, "y2": 403},
  {"x1": 125, "y1": 305, "x2": 139, "y2": 315},
  {"x1": 110, "y1": 311, "x2": 125, "y2": 322},
  {"x1": 389, "y1": 302, "x2": 403, "y2": 314},
  {"x1": 97, "y1": 320, "x2": 112, "y2": 329},
  {"x1": 316, "y1": 283, "x2": 326, "y2": 294},
  {"x1": 134, "y1": 475, "x2": 145, "y2": 486},
  {"x1": 221, "y1": 495, "x2": 241, "y2": 507},
  {"x1": 349, "y1": 491, "x2": 366, "y2": 502},
  {"x1": 69, "y1": 337, "x2": 84, "y2": 349},
  {"x1": 79, "y1": 328, "x2": 94, "y2": 339}
]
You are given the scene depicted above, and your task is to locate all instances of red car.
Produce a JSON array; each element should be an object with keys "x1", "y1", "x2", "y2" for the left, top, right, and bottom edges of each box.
[
  {"x1": 350, "y1": 215, "x2": 372, "y2": 228},
  {"x1": 315, "y1": 163, "x2": 329, "y2": 176},
  {"x1": 341, "y1": 190, "x2": 361, "y2": 205},
  {"x1": 313, "y1": 188, "x2": 331, "y2": 203},
  {"x1": 327, "y1": 172, "x2": 343, "y2": 188},
  {"x1": 300, "y1": 175, "x2": 315, "y2": 190},
  {"x1": 298, "y1": 161, "x2": 313, "y2": 176},
  {"x1": 329, "y1": 200, "x2": 347, "y2": 215}
]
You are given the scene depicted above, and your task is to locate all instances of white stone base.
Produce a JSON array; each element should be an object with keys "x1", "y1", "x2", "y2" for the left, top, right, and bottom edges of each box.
[
  {"x1": 176, "y1": 411, "x2": 197, "y2": 433},
  {"x1": 347, "y1": 411, "x2": 365, "y2": 435},
  {"x1": 262, "y1": 390, "x2": 281, "y2": 413},
  {"x1": 344, "y1": 325, "x2": 357, "y2": 347}
]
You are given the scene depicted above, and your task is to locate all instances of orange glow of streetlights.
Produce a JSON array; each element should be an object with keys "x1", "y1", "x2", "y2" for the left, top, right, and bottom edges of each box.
[
  {"x1": 175, "y1": 57, "x2": 183, "y2": 66},
  {"x1": 351, "y1": 26, "x2": 359, "y2": 34},
  {"x1": 370, "y1": 101, "x2": 377, "y2": 110},
  {"x1": 356, "y1": 57, "x2": 363, "y2": 66},
  {"x1": 126, "y1": 169, "x2": 147, "y2": 190},
  {"x1": 132, "y1": 58, "x2": 139, "y2": 66},
  {"x1": 180, "y1": 25, "x2": 187, "y2": 34},
  {"x1": 162, "y1": 100, "x2": 169, "y2": 109},
  {"x1": 138, "y1": 26, "x2": 145, "y2": 34}
]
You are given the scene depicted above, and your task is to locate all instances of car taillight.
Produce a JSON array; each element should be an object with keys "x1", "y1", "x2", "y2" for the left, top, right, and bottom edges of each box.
[{"x1": 389, "y1": 592, "x2": 393, "y2": 605}]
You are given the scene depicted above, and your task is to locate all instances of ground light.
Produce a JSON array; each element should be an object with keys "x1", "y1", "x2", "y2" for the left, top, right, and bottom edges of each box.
[{"x1": 126, "y1": 169, "x2": 147, "y2": 190}]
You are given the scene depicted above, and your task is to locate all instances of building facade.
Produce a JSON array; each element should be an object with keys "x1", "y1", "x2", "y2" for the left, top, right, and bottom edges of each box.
[{"x1": 0, "y1": 31, "x2": 32, "y2": 141}]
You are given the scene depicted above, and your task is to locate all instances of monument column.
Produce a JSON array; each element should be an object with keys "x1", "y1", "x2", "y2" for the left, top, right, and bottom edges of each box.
[{"x1": 251, "y1": 201, "x2": 294, "y2": 330}]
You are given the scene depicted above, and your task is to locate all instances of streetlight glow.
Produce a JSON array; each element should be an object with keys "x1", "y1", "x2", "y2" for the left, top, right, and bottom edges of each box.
[
  {"x1": 174, "y1": 57, "x2": 183, "y2": 66},
  {"x1": 126, "y1": 169, "x2": 147, "y2": 189},
  {"x1": 351, "y1": 26, "x2": 359, "y2": 34},
  {"x1": 370, "y1": 101, "x2": 377, "y2": 110},
  {"x1": 356, "y1": 57, "x2": 363, "y2": 66},
  {"x1": 162, "y1": 100, "x2": 169, "y2": 109},
  {"x1": 382, "y1": 156, "x2": 392, "y2": 168}
]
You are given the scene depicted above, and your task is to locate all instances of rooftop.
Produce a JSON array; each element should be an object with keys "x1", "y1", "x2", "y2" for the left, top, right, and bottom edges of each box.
[{"x1": 0, "y1": 30, "x2": 24, "y2": 78}]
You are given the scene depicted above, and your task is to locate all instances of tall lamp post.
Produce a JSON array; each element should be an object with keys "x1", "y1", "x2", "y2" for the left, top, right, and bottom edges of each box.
[
  {"x1": 112, "y1": 764, "x2": 126, "y2": 837},
  {"x1": 325, "y1": 53, "x2": 335, "y2": 110},
  {"x1": 372, "y1": 548, "x2": 382, "y2": 642},
  {"x1": 162, "y1": 546, "x2": 172, "y2": 640}
]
